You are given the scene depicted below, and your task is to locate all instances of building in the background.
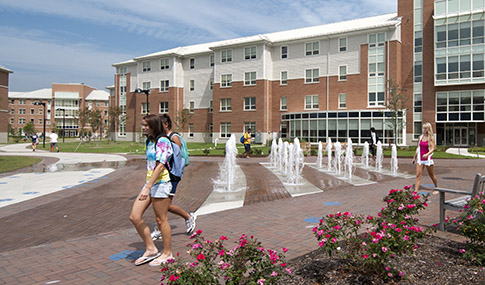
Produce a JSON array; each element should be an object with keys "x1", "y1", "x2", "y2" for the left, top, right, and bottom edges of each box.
[
  {"x1": 112, "y1": 0, "x2": 485, "y2": 147},
  {"x1": 0, "y1": 65, "x2": 13, "y2": 143},
  {"x1": 8, "y1": 83, "x2": 109, "y2": 138}
]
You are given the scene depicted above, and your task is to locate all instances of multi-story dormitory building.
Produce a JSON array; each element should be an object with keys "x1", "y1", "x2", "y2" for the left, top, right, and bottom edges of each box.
[
  {"x1": 0, "y1": 65, "x2": 13, "y2": 143},
  {"x1": 112, "y1": 0, "x2": 485, "y2": 147},
  {"x1": 8, "y1": 83, "x2": 110, "y2": 137}
]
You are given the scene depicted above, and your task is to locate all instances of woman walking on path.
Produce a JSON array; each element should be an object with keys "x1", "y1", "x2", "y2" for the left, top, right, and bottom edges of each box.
[
  {"x1": 412, "y1": 122, "x2": 438, "y2": 193},
  {"x1": 151, "y1": 114, "x2": 197, "y2": 240},
  {"x1": 129, "y1": 114, "x2": 174, "y2": 266}
]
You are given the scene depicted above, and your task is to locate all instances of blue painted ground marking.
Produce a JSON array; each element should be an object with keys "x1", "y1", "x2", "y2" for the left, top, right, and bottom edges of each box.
[
  {"x1": 83, "y1": 174, "x2": 94, "y2": 176},
  {"x1": 0, "y1": 199, "x2": 14, "y2": 202},
  {"x1": 126, "y1": 250, "x2": 144, "y2": 260},
  {"x1": 417, "y1": 192, "x2": 430, "y2": 196},
  {"x1": 304, "y1": 217, "x2": 320, "y2": 223},
  {"x1": 22, "y1": 192, "x2": 40, "y2": 195},
  {"x1": 109, "y1": 249, "x2": 145, "y2": 261},
  {"x1": 422, "y1": 184, "x2": 435, "y2": 187},
  {"x1": 324, "y1": 202, "x2": 342, "y2": 206},
  {"x1": 0, "y1": 182, "x2": 7, "y2": 185},
  {"x1": 78, "y1": 180, "x2": 86, "y2": 183},
  {"x1": 9, "y1": 176, "x2": 20, "y2": 179},
  {"x1": 100, "y1": 177, "x2": 108, "y2": 179},
  {"x1": 62, "y1": 186, "x2": 72, "y2": 189}
]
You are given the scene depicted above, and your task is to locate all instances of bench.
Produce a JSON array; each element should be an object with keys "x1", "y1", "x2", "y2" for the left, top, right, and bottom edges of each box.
[{"x1": 435, "y1": 173, "x2": 485, "y2": 231}]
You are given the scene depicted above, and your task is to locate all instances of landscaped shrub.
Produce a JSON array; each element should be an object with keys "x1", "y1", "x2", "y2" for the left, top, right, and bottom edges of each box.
[
  {"x1": 448, "y1": 191, "x2": 485, "y2": 265},
  {"x1": 161, "y1": 230, "x2": 291, "y2": 284},
  {"x1": 313, "y1": 185, "x2": 434, "y2": 279},
  {"x1": 202, "y1": 148, "x2": 210, "y2": 156}
]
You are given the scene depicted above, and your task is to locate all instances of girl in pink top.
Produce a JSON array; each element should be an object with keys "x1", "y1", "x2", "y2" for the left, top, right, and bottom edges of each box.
[{"x1": 412, "y1": 122, "x2": 438, "y2": 192}]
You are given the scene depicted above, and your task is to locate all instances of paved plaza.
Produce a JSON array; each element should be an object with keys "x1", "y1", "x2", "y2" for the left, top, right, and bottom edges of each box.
[{"x1": 0, "y1": 144, "x2": 483, "y2": 284}]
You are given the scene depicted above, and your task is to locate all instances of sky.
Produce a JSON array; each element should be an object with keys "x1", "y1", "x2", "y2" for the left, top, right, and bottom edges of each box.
[{"x1": 0, "y1": 0, "x2": 396, "y2": 92}]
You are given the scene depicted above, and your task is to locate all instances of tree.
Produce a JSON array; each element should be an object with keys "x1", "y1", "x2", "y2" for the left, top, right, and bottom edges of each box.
[
  {"x1": 23, "y1": 121, "x2": 37, "y2": 136},
  {"x1": 107, "y1": 106, "x2": 122, "y2": 143},
  {"x1": 88, "y1": 108, "x2": 103, "y2": 143},
  {"x1": 385, "y1": 79, "x2": 409, "y2": 145},
  {"x1": 78, "y1": 106, "x2": 90, "y2": 139},
  {"x1": 175, "y1": 108, "x2": 193, "y2": 133}
]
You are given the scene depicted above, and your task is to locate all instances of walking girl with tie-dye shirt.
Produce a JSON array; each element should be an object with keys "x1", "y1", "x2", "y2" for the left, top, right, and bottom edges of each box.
[{"x1": 129, "y1": 114, "x2": 174, "y2": 266}]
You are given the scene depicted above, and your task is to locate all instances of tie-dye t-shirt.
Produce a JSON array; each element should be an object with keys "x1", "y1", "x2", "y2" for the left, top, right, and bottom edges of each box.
[{"x1": 146, "y1": 137, "x2": 173, "y2": 184}]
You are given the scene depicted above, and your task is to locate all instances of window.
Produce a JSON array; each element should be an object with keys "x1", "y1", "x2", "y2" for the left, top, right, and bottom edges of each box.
[
  {"x1": 38, "y1": 118, "x2": 42, "y2": 125},
  {"x1": 141, "y1": 103, "x2": 148, "y2": 114},
  {"x1": 160, "y1": 58, "x2": 169, "y2": 70},
  {"x1": 210, "y1": 78, "x2": 214, "y2": 90},
  {"x1": 220, "y1": 122, "x2": 231, "y2": 138},
  {"x1": 305, "y1": 68, "x2": 319, "y2": 83},
  {"x1": 368, "y1": 32, "x2": 386, "y2": 47},
  {"x1": 104, "y1": 102, "x2": 108, "y2": 107},
  {"x1": 189, "y1": 101, "x2": 195, "y2": 113},
  {"x1": 10, "y1": 109, "x2": 14, "y2": 114},
  {"x1": 190, "y1": 58, "x2": 195, "y2": 69},
  {"x1": 142, "y1": 61, "x2": 151, "y2": 72},
  {"x1": 339, "y1": 38, "x2": 347, "y2": 52},
  {"x1": 281, "y1": 46, "x2": 288, "y2": 59},
  {"x1": 339, "y1": 65, "x2": 347, "y2": 81},
  {"x1": 190, "y1": 80, "x2": 195, "y2": 91},
  {"x1": 19, "y1": 109, "x2": 26, "y2": 114},
  {"x1": 244, "y1": 97, "x2": 256, "y2": 110},
  {"x1": 244, "y1": 72, "x2": 256, "y2": 85},
  {"x1": 104, "y1": 110, "x2": 108, "y2": 116},
  {"x1": 30, "y1": 109, "x2": 34, "y2": 115},
  {"x1": 209, "y1": 100, "x2": 213, "y2": 112},
  {"x1": 159, "y1": 102, "x2": 168, "y2": 113},
  {"x1": 280, "y1": 97, "x2": 287, "y2": 110},
  {"x1": 220, "y1": 98, "x2": 231, "y2": 111},
  {"x1": 305, "y1": 95, "x2": 319, "y2": 109},
  {"x1": 209, "y1": 123, "x2": 213, "y2": 137},
  {"x1": 19, "y1": 99, "x2": 26, "y2": 105},
  {"x1": 244, "y1": 46, "x2": 256, "y2": 60},
  {"x1": 160, "y1": 80, "x2": 169, "y2": 92},
  {"x1": 305, "y1": 41, "x2": 319, "y2": 56},
  {"x1": 368, "y1": 91, "x2": 385, "y2": 107},
  {"x1": 221, "y1": 50, "x2": 232, "y2": 62},
  {"x1": 189, "y1": 124, "x2": 194, "y2": 137},
  {"x1": 10, "y1": 118, "x2": 14, "y2": 124},
  {"x1": 221, "y1": 74, "x2": 232, "y2": 87},
  {"x1": 280, "y1": 71, "x2": 288, "y2": 85},
  {"x1": 338, "y1": 93, "x2": 347, "y2": 108},
  {"x1": 210, "y1": 55, "x2": 214, "y2": 67},
  {"x1": 39, "y1": 108, "x2": 42, "y2": 115},
  {"x1": 142, "y1": 81, "x2": 151, "y2": 90},
  {"x1": 118, "y1": 67, "x2": 127, "y2": 75},
  {"x1": 10, "y1": 99, "x2": 14, "y2": 104},
  {"x1": 30, "y1": 118, "x2": 34, "y2": 123},
  {"x1": 19, "y1": 118, "x2": 26, "y2": 124},
  {"x1": 244, "y1": 122, "x2": 256, "y2": 137},
  {"x1": 96, "y1": 102, "x2": 100, "y2": 107}
]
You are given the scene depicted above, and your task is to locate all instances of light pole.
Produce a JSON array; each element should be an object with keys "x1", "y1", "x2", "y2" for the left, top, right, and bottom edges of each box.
[
  {"x1": 134, "y1": 88, "x2": 150, "y2": 115},
  {"x1": 33, "y1": 102, "x2": 46, "y2": 148},
  {"x1": 57, "y1": 108, "x2": 66, "y2": 143}
]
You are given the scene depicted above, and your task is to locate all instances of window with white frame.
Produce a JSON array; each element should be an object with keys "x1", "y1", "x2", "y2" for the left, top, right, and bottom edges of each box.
[
  {"x1": 19, "y1": 99, "x2": 25, "y2": 105},
  {"x1": 30, "y1": 109, "x2": 34, "y2": 115},
  {"x1": 280, "y1": 97, "x2": 287, "y2": 110},
  {"x1": 104, "y1": 110, "x2": 108, "y2": 116},
  {"x1": 142, "y1": 81, "x2": 151, "y2": 90},
  {"x1": 305, "y1": 68, "x2": 319, "y2": 83},
  {"x1": 368, "y1": 32, "x2": 386, "y2": 106},
  {"x1": 38, "y1": 118, "x2": 42, "y2": 125},
  {"x1": 96, "y1": 102, "x2": 100, "y2": 107},
  {"x1": 39, "y1": 108, "x2": 42, "y2": 115},
  {"x1": 221, "y1": 74, "x2": 232, "y2": 87},
  {"x1": 339, "y1": 38, "x2": 347, "y2": 52},
  {"x1": 190, "y1": 58, "x2": 195, "y2": 69},
  {"x1": 159, "y1": 102, "x2": 168, "y2": 113},
  {"x1": 141, "y1": 103, "x2": 148, "y2": 114},
  {"x1": 220, "y1": 98, "x2": 231, "y2": 111},
  {"x1": 210, "y1": 55, "x2": 214, "y2": 67},
  {"x1": 19, "y1": 108, "x2": 26, "y2": 114},
  {"x1": 220, "y1": 122, "x2": 231, "y2": 138},
  {"x1": 10, "y1": 118, "x2": 14, "y2": 124},
  {"x1": 244, "y1": 46, "x2": 256, "y2": 60},
  {"x1": 160, "y1": 58, "x2": 169, "y2": 70},
  {"x1": 281, "y1": 46, "x2": 288, "y2": 59},
  {"x1": 244, "y1": 122, "x2": 256, "y2": 136},
  {"x1": 209, "y1": 123, "x2": 213, "y2": 137},
  {"x1": 338, "y1": 65, "x2": 347, "y2": 81},
  {"x1": 221, "y1": 50, "x2": 232, "y2": 62},
  {"x1": 10, "y1": 99, "x2": 14, "y2": 104},
  {"x1": 244, "y1": 72, "x2": 256, "y2": 85},
  {"x1": 189, "y1": 123, "x2": 194, "y2": 137},
  {"x1": 209, "y1": 100, "x2": 213, "y2": 112},
  {"x1": 189, "y1": 101, "x2": 195, "y2": 113},
  {"x1": 280, "y1": 71, "x2": 288, "y2": 85},
  {"x1": 142, "y1": 61, "x2": 151, "y2": 72},
  {"x1": 10, "y1": 109, "x2": 14, "y2": 114},
  {"x1": 210, "y1": 78, "x2": 214, "y2": 90},
  {"x1": 338, "y1": 93, "x2": 347, "y2": 108},
  {"x1": 305, "y1": 95, "x2": 319, "y2": 109},
  {"x1": 104, "y1": 102, "x2": 108, "y2": 107},
  {"x1": 30, "y1": 118, "x2": 34, "y2": 123},
  {"x1": 244, "y1": 97, "x2": 256, "y2": 110},
  {"x1": 305, "y1": 41, "x2": 319, "y2": 56},
  {"x1": 118, "y1": 67, "x2": 127, "y2": 74},
  {"x1": 160, "y1": 80, "x2": 169, "y2": 92},
  {"x1": 19, "y1": 118, "x2": 26, "y2": 124},
  {"x1": 190, "y1": 80, "x2": 195, "y2": 91}
]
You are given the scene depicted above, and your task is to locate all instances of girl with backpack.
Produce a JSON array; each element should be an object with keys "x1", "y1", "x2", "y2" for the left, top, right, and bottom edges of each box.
[
  {"x1": 150, "y1": 114, "x2": 196, "y2": 241},
  {"x1": 129, "y1": 114, "x2": 174, "y2": 266}
]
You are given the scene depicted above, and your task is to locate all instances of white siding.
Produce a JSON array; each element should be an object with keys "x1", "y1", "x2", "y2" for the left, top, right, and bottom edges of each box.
[
  {"x1": 182, "y1": 54, "x2": 214, "y2": 109},
  {"x1": 215, "y1": 44, "x2": 265, "y2": 83}
]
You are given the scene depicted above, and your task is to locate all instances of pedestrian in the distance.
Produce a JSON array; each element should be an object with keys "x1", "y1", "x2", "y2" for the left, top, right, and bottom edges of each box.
[
  {"x1": 412, "y1": 122, "x2": 438, "y2": 193},
  {"x1": 31, "y1": 134, "x2": 39, "y2": 151},
  {"x1": 243, "y1": 128, "x2": 251, "y2": 158},
  {"x1": 49, "y1": 132, "x2": 59, "y2": 152},
  {"x1": 369, "y1": 127, "x2": 379, "y2": 160}
]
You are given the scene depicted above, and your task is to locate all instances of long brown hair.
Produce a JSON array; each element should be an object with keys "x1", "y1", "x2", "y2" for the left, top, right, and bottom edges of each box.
[
  {"x1": 143, "y1": 114, "x2": 163, "y2": 142},
  {"x1": 159, "y1": 114, "x2": 173, "y2": 134}
]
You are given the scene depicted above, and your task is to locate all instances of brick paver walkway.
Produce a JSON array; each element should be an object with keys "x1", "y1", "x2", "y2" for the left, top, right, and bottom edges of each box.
[{"x1": 0, "y1": 155, "x2": 483, "y2": 284}]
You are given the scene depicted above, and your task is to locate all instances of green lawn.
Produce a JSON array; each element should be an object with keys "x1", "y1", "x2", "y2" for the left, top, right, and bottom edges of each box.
[{"x1": 0, "y1": 156, "x2": 43, "y2": 173}]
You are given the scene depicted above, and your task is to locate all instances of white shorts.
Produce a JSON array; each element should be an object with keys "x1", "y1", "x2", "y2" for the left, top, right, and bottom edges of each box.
[
  {"x1": 147, "y1": 182, "x2": 172, "y2": 199},
  {"x1": 417, "y1": 160, "x2": 434, "y2": 166}
]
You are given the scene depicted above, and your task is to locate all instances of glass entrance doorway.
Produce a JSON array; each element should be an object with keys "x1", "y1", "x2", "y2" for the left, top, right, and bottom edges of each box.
[{"x1": 453, "y1": 127, "x2": 468, "y2": 146}]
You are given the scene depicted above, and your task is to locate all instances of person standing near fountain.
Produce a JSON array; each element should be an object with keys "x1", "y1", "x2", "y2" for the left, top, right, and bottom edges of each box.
[
  {"x1": 369, "y1": 127, "x2": 379, "y2": 161},
  {"x1": 129, "y1": 114, "x2": 173, "y2": 266},
  {"x1": 243, "y1": 128, "x2": 251, "y2": 158},
  {"x1": 412, "y1": 122, "x2": 438, "y2": 192}
]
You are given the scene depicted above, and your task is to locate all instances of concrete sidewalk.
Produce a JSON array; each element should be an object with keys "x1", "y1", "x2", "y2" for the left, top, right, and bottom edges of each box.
[{"x1": 446, "y1": 147, "x2": 485, "y2": 158}]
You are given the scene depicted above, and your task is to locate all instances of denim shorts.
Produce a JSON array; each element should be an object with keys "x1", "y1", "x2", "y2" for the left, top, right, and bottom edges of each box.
[
  {"x1": 148, "y1": 182, "x2": 172, "y2": 199},
  {"x1": 169, "y1": 181, "x2": 179, "y2": 196}
]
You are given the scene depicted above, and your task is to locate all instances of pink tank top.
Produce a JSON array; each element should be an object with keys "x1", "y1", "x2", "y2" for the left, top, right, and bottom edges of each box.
[{"x1": 419, "y1": 139, "x2": 430, "y2": 161}]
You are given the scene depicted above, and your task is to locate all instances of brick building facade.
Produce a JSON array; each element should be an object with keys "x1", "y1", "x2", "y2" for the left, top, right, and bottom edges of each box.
[{"x1": 0, "y1": 65, "x2": 13, "y2": 143}]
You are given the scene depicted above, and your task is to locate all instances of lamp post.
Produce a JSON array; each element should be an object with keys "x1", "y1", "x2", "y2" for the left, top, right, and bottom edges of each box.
[
  {"x1": 134, "y1": 88, "x2": 150, "y2": 115},
  {"x1": 57, "y1": 108, "x2": 66, "y2": 143},
  {"x1": 33, "y1": 102, "x2": 46, "y2": 148}
]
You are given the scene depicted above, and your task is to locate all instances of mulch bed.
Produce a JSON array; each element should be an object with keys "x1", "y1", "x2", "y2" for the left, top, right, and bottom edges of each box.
[{"x1": 283, "y1": 236, "x2": 484, "y2": 284}]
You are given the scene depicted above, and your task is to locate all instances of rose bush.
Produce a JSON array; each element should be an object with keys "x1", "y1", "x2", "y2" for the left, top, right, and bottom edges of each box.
[
  {"x1": 313, "y1": 185, "x2": 435, "y2": 279},
  {"x1": 160, "y1": 230, "x2": 291, "y2": 284}
]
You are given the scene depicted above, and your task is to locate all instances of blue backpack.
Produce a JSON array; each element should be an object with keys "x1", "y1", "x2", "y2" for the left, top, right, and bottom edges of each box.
[
  {"x1": 170, "y1": 132, "x2": 190, "y2": 167},
  {"x1": 240, "y1": 135, "x2": 244, "y2": 144},
  {"x1": 146, "y1": 136, "x2": 185, "y2": 182}
]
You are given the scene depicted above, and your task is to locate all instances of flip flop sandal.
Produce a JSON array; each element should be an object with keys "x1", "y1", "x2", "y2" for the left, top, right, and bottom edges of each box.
[
  {"x1": 134, "y1": 252, "x2": 161, "y2": 266},
  {"x1": 148, "y1": 255, "x2": 174, "y2": 267}
]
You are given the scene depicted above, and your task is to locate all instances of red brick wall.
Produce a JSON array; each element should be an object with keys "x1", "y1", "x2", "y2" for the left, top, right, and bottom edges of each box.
[{"x1": 0, "y1": 72, "x2": 8, "y2": 134}]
